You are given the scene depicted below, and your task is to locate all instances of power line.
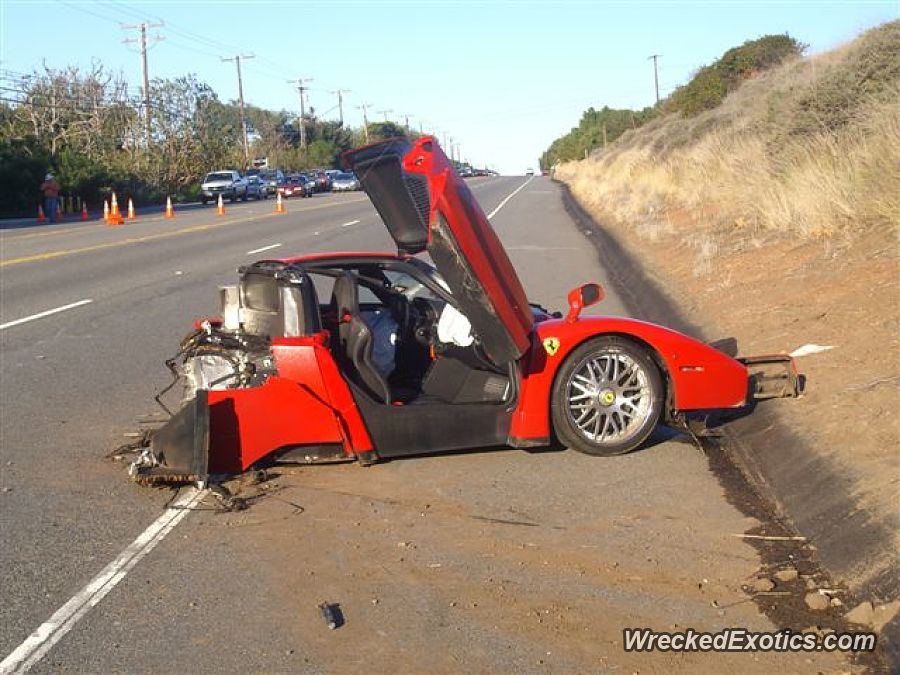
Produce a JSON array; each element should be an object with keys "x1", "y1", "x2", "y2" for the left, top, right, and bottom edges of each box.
[
  {"x1": 330, "y1": 89, "x2": 350, "y2": 126},
  {"x1": 122, "y1": 21, "x2": 165, "y2": 147},
  {"x1": 648, "y1": 54, "x2": 662, "y2": 105},
  {"x1": 222, "y1": 54, "x2": 255, "y2": 166},
  {"x1": 288, "y1": 77, "x2": 313, "y2": 149},
  {"x1": 355, "y1": 103, "x2": 372, "y2": 143}
]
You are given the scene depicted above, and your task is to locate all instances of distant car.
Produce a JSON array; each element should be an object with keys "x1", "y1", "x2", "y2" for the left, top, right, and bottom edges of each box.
[
  {"x1": 331, "y1": 172, "x2": 360, "y2": 192},
  {"x1": 278, "y1": 175, "x2": 313, "y2": 199},
  {"x1": 200, "y1": 170, "x2": 248, "y2": 204},
  {"x1": 312, "y1": 170, "x2": 332, "y2": 192},
  {"x1": 259, "y1": 169, "x2": 285, "y2": 195},
  {"x1": 458, "y1": 166, "x2": 474, "y2": 178},
  {"x1": 525, "y1": 168, "x2": 534, "y2": 176},
  {"x1": 245, "y1": 176, "x2": 269, "y2": 200}
]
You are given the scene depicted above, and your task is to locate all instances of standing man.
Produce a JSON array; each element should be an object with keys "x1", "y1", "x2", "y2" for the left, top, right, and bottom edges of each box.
[{"x1": 40, "y1": 173, "x2": 60, "y2": 222}]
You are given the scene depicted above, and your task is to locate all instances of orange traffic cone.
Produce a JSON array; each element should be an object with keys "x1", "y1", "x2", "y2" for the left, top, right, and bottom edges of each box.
[
  {"x1": 216, "y1": 194, "x2": 225, "y2": 216},
  {"x1": 103, "y1": 200, "x2": 109, "y2": 222},
  {"x1": 107, "y1": 193, "x2": 124, "y2": 225},
  {"x1": 275, "y1": 192, "x2": 286, "y2": 214},
  {"x1": 165, "y1": 196, "x2": 175, "y2": 219},
  {"x1": 81, "y1": 203, "x2": 89, "y2": 221},
  {"x1": 127, "y1": 198, "x2": 136, "y2": 220},
  {"x1": 37, "y1": 205, "x2": 46, "y2": 222}
]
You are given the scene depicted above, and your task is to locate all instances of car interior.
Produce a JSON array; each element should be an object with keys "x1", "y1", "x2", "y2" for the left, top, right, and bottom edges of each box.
[{"x1": 234, "y1": 261, "x2": 514, "y2": 410}]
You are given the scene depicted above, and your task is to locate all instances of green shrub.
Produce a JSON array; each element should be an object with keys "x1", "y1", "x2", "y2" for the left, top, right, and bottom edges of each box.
[{"x1": 667, "y1": 34, "x2": 805, "y2": 116}]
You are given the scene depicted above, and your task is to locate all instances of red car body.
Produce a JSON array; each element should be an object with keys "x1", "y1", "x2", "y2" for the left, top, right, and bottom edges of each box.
[{"x1": 134, "y1": 137, "x2": 799, "y2": 484}]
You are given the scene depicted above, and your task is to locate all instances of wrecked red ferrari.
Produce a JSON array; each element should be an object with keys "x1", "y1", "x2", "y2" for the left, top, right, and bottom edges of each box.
[{"x1": 129, "y1": 137, "x2": 800, "y2": 484}]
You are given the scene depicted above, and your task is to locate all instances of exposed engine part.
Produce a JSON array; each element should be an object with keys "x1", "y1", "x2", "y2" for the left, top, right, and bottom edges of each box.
[{"x1": 154, "y1": 322, "x2": 276, "y2": 415}]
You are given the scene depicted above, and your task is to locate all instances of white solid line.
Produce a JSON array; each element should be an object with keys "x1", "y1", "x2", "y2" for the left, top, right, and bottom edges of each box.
[
  {"x1": 0, "y1": 488, "x2": 207, "y2": 674},
  {"x1": 246, "y1": 243, "x2": 282, "y2": 255},
  {"x1": 0, "y1": 299, "x2": 93, "y2": 331},
  {"x1": 486, "y1": 177, "x2": 533, "y2": 220},
  {"x1": 340, "y1": 219, "x2": 360, "y2": 228}
]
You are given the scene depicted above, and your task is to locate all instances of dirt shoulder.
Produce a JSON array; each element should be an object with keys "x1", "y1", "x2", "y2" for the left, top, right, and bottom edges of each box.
[{"x1": 559, "y1": 183, "x2": 899, "y2": 657}]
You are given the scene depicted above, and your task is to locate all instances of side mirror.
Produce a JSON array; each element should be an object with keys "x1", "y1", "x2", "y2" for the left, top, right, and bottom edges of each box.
[{"x1": 566, "y1": 283, "x2": 604, "y2": 323}]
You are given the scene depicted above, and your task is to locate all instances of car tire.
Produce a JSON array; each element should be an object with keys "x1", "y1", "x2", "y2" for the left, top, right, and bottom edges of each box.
[
  {"x1": 551, "y1": 336, "x2": 663, "y2": 456},
  {"x1": 201, "y1": 198, "x2": 208, "y2": 205},
  {"x1": 229, "y1": 195, "x2": 236, "y2": 203}
]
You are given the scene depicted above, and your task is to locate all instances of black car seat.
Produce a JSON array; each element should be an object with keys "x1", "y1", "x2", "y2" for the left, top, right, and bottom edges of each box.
[{"x1": 331, "y1": 272, "x2": 391, "y2": 404}]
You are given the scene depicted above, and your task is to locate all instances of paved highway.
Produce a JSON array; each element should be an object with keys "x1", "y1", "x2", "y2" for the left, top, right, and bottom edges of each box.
[{"x1": 0, "y1": 178, "x2": 849, "y2": 672}]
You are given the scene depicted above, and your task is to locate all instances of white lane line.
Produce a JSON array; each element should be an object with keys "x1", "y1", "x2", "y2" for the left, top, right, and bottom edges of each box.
[
  {"x1": 0, "y1": 488, "x2": 207, "y2": 674},
  {"x1": 486, "y1": 177, "x2": 534, "y2": 220},
  {"x1": 246, "y1": 242, "x2": 282, "y2": 255},
  {"x1": 0, "y1": 299, "x2": 93, "y2": 331},
  {"x1": 340, "y1": 219, "x2": 360, "y2": 228}
]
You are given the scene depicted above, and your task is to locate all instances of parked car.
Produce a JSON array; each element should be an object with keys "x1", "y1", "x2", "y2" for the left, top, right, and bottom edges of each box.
[
  {"x1": 331, "y1": 171, "x2": 360, "y2": 192},
  {"x1": 200, "y1": 170, "x2": 248, "y2": 203},
  {"x1": 128, "y1": 136, "x2": 801, "y2": 485},
  {"x1": 525, "y1": 167, "x2": 535, "y2": 176},
  {"x1": 312, "y1": 170, "x2": 332, "y2": 192},
  {"x1": 259, "y1": 169, "x2": 285, "y2": 195},
  {"x1": 245, "y1": 176, "x2": 269, "y2": 200},
  {"x1": 278, "y1": 175, "x2": 313, "y2": 198}
]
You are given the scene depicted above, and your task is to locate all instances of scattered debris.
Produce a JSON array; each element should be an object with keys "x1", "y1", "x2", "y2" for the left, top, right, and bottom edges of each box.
[
  {"x1": 774, "y1": 568, "x2": 799, "y2": 582},
  {"x1": 318, "y1": 602, "x2": 342, "y2": 630},
  {"x1": 750, "y1": 577, "x2": 776, "y2": 593},
  {"x1": 804, "y1": 591, "x2": 830, "y2": 611},
  {"x1": 789, "y1": 344, "x2": 834, "y2": 358},
  {"x1": 732, "y1": 533, "x2": 806, "y2": 541}
]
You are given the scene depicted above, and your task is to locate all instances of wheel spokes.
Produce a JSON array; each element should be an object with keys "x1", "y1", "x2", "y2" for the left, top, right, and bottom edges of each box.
[{"x1": 567, "y1": 350, "x2": 652, "y2": 444}]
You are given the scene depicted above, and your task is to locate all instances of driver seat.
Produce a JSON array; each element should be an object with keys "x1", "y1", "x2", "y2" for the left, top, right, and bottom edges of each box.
[{"x1": 331, "y1": 272, "x2": 391, "y2": 404}]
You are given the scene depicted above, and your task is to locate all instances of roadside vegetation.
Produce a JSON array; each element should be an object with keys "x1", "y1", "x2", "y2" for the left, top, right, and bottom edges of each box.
[
  {"x1": 553, "y1": 22, "x2": 899, "y2": 238},
  {"x1": 0, "y1": 67, "x2": 411, "y2": 216}
]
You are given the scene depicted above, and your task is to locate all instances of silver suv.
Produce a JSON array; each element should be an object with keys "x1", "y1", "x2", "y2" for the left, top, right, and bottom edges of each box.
[{"x1": 201, "y1": 170, "x2": 248, "y2": 204}]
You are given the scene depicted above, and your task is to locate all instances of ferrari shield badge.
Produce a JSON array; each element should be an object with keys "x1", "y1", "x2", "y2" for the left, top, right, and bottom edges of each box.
[{"x1": 542, "y1": 337, "x2": 560, "y2": 356}]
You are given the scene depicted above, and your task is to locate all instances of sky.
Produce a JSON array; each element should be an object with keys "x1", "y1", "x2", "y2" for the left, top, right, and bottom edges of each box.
[{"x1": 1, "y1": 0, "x2": 896, "y2": 174}]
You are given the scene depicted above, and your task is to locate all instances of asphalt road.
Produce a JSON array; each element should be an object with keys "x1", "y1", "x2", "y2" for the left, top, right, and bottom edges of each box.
[{"x1": 0, "y1": 179, "x2": 850, "y2": 672}]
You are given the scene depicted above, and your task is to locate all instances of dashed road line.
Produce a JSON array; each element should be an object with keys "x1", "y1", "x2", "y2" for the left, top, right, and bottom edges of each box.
[
  {"x1": 340, "y1": 219, "x2": 360, "y2": 228},
  {"x1": 246, "y1": 243, "x2": 282, "y2": 255},
  {"x1": 486, "y1": 177, "x2": 534, "y2": 220},
  {"x1": 0, "y1": 299, "x2": 93, "y2": 331},
  {"x1": 0, "y1": 488, "x2": 207, "y2": 674},
  {"x1": 0, "y1": 198, "x2": 368, "y2": 268}
]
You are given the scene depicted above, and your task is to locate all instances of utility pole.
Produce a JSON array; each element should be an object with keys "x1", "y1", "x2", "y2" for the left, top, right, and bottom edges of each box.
[
  {"x1": 222, "y1": 53, "x2": 255, "y2": 166},
  {"x1": 448, "y1": 136, "x2": 454, "y2": 161},
  {"x1": 330, "y1": 88, "x2": 350, "y2": 126},
  {"x1": 401, "y1": 113, "x2": 411, "y2": 135},
  {"x1": 122, "y1": 21, "x2": 164, "y2": 148},
  {"x1": 602, "y1": 123, "x2": 608, "y2": 149},
  {"x1": 648, "y1": 54, "x2": 661, "y2": 105},
  {"x1": 288, "y1": 77, "x2": 313, "y2": 149},
  {"x1": 356, "y1": 103, "x2": 372, "y2": 142},
  {"x1": 377, "y1": 108, "x2": 392, "y2": 122}
]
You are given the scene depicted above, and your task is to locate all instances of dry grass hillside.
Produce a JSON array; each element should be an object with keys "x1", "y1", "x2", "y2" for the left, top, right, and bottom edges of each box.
[{"x1": 556, "y1": 22, "x2": 899, "y2": 597}]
